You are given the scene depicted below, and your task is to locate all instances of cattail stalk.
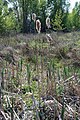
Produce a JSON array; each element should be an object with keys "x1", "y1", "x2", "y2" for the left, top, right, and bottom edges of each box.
[
  {"x1": 26, "y1": 64, "x2": 31, "y2": 92},
  {"x1": 40, "y1": 39, "x2": 44, "y2": 97},
  {"x1": 11, "y1": 96, "x2": 14, "y2": 120},
  {"x1": 20, "y1": 57, "x2": 23, "y2": 72},
  {"x1": 1, "y1": 68, "x2": 4, "y2": 89},
  {"x1": 16, "y1": 62, "x2": 19, "y2": 79},
  {"x1": 12, "y1": 64, "x2": 14, "y2": 78}
]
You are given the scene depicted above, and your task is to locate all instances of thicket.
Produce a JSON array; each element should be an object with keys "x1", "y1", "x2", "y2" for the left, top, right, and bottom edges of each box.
[{"x1": 0, "y1": 0, "x2": 80, "y2": 34}]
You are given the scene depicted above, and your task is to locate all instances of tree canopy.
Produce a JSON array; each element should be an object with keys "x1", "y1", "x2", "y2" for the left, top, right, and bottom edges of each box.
[{"x1": 0, "y1": 0, "x2": 80, "y2": 34}]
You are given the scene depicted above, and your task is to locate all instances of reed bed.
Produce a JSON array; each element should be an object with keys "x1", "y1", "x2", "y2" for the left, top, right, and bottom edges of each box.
[{"x1": 0, "y1": 32, "x2": 80, "y2": 119}]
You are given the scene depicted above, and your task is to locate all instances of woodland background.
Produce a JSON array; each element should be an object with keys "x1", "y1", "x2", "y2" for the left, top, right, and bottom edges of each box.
[{"x1": 0, "y1": 0, "x2": 80, "y2": 35}]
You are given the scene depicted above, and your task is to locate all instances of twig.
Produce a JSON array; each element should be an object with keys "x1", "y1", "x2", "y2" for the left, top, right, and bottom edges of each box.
[
  {"x1": 0, "y1": 109, "x2": 8, "y2": 120},
  {"x1": 7, "y1": 96, "x2": 20, "y2": 120},
  {"x1": 49, "y1": 96, "x2": 80, "y2": 117}
]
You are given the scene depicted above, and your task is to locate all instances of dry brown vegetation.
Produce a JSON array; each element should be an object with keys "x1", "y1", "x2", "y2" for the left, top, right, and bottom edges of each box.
[{"x1": 0, "y1": 31, "x2": 80, "y2": 120}]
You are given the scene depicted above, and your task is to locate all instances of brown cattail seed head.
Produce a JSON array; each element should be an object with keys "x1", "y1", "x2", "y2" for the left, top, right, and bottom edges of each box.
[
  {"x1": 46, "y1": 17, "x2": 51, "y2": 29},
  {"x1": 32, "y1": 13, "x2": 36, "y2": 22},
  {"x1": 36, "y1": 19, "x2": 41, "y2": 34}
]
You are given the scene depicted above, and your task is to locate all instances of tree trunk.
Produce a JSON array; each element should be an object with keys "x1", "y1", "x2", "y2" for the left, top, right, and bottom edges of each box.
[
  {"x1": 22, "y1": 0, "x2": 28, "y2": 33},
  {"x1": 23, "y1": 12, "x2": 28, "y2": 33}
]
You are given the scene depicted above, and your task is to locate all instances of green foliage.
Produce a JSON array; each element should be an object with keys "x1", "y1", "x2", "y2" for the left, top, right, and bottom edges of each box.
[
  {"x1": 5, "y1": 13, "x2": 16, "y2": 31},
  {"x1": 72, "y1": 2, "x2": 80, "y2": 30},
  {"x1": 56, "y1": 85, "x2": 64, "y2": 95},
  {"x1": 0, "y1": 0, "x2": 19, "y2": 34},
  {"x1": 0, "y1": 0, "x2": 80, "y2": 33},
  {"x1": 66, "y1": 2, "x2": 80, "y2": 31},
  {"x1": 39, "y1": 0, "x2": 47, "y2": 32},
  {"x1": 0, "y1": 0, "x2": 5, "y2": 33},
  {"x1": 66, "y1": 13, "x2": 73, "y2": 30},
  {"x1": 50, "y1": 0, "x2": 70, "y2": 29},
  {"x1": 61, "y1": 98, "x2": 65, "y2": 120},
  {"x1": 0, "y1": 16, "x2": 5, "y2": 33},
  {"x1": 26, "y1": 64, "x2": 31, "y2": 92},
  {"x1": 52, "y1": 9, "x2": 63, "y2": 31}
]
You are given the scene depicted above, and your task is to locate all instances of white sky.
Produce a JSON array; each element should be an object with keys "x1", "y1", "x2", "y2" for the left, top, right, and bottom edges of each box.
[{"x1": 69, "y1": 0, "x2": 80, "y2": 12}]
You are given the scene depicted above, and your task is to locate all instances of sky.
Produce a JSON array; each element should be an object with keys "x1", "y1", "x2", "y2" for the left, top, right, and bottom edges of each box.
[{"x1": 69, "y1": 0, "x2": 80, "y2": 12}]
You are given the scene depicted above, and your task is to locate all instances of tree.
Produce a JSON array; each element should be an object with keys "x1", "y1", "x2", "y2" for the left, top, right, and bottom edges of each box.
[
  {"x1": 39, "y1": 0, "x2": 47, "y2": 32},
  {"x1": 0, "y1": 0, "x2": 74, "y2": 34},
  {"x1": 47, "y1": 0, "x2": 70, "y2": 30},
  {"x1": 66, "y1": 13, "x2": 73, "y2": 31},
  {"x1": 19, "y1": 0, "x2": 40, "y2": 33},
  {"x1": 72, "y1": 2, "x2": 80, "y2": 30},
  {"x1": 1, "y1": 0, "x2": 19, "y2": 33},
  {"x1": 52, "y1": 9, "x2": 63, "y2": 31},
  {"x1": 0, "y1": 0, "x2": 5, "y2": 33}
]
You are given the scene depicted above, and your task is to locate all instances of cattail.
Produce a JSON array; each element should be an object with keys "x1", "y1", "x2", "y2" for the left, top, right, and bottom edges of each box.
[
  {"x1": 32, "y1": 13, "x2": 36, "y2": 22},
  {"x1": 36, "y1": 19, "x2": 41, "y2": 33},
  {"x1": 46, "y1": 17, "x2": 51, "y2": 29},
  {"x1": 12, "y1": 64, "x2": 14, "y2": 78}
]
